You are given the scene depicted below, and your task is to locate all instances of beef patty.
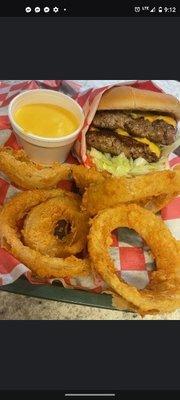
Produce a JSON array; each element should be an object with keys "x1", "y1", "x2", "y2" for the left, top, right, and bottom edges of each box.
[
  {"x1": 92, "y1": 110, "x2": 176, "y2": 145},
  {"x1": 86, "y1": 129, "x2": 160, "y2": 163}
]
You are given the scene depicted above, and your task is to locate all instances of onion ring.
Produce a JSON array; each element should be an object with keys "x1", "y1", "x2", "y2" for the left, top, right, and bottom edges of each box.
[
  {"x1": 138, "y1": 192, "x2": 179, "y2": 214},
  {"x1": 83, "y1": 170, "x2": 180, "y2": 216},
  {"x1": 22, "y1": 195, "x2": 89, "y2": 257},
  {"x1": 0, "y1": 189, "x2": 89, "y2": 278},
  {"x1": 0, "y1": 147, "x2": 71, "y2": 189},
  {"x1": 71, "y1": 164, "x2": 106, "y2": 193},
  {"x1": 88, "y1": 204, "x2": 180, "y2": 314}
]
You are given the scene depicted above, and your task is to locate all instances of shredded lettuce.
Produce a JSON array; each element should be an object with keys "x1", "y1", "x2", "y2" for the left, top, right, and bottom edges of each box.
[{"x1": 89, "y1": 148, "x2": 169, "y2": 177}]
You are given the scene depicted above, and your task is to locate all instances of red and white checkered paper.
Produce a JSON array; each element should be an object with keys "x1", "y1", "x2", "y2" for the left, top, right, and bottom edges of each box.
[{"x1": 0, "y1": 80, "x2": 180, "y2": 294}]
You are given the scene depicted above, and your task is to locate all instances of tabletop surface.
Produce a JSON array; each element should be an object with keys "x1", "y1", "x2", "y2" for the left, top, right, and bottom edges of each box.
[{"x1": 0, "y1": 80, "x2": 180, "y2": 320}]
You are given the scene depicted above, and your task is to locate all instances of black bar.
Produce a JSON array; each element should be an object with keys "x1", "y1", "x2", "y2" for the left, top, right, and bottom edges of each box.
[{"x1": 0, "y1": 1, "x2": 179, "y2": 17}]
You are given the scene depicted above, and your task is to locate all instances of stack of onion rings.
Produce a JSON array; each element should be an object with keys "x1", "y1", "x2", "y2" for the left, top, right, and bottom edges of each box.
[
  {"x1": 1, "y1": 147, "x2": 180, "y2": 315},
  {"x1": 0, "y1": 147, "x2": 179, "y2": 216}
]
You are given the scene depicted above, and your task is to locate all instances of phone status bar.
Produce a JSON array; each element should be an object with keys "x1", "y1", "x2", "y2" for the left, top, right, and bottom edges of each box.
[{"x1": 0, "y1": 3, "x2": 179, "y2": 17}]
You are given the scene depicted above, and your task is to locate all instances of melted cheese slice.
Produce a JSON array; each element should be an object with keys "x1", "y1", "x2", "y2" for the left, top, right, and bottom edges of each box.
[
  {"x1": 116, "y1": 128, "x2": 129, "y2": 137},
  {"x1": 130, "y1": 113, "x2": 176, "y2": 127},
  {"x1": 116, "y1": 128, "x2": 160, "y2": 157},
  {"x1": 133, "y1": 137, "x2": 161, "y2": 157}
]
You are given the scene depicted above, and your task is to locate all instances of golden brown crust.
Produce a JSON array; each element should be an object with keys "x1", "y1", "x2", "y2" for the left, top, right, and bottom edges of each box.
[
  {"x1": 138, "y1": 192, "x2": 179, "y2": 214},
  {"x1": 98, "y1": 86, "x2": 180, "y2": 120},
  {"x1": 0, "y1": 189, "x2": 90, "y2": 278},
  {"x1": 71, "y1": 164, "x2": 107, "y2": 192},
  {"x1": 22, "y1": 195, "x2": 89, "y2": 258},
  {"x1": 82, "y1": 170, "x2": 180, "y2": 216},
  {"x1": 0, "y1": 147, "x2": 71, "y2": 190},
  {"x1": 88, "y1": 204, "x2": 180, "y2": 314}
]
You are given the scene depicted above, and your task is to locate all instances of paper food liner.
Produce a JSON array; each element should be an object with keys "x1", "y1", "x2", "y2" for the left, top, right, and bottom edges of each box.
[{"x1": 0, "y1": 80, "x2": 180, "y2": 311}]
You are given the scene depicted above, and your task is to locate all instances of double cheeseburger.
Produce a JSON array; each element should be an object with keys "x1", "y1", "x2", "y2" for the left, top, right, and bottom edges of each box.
[{"x1": 86, "y1": 86, "x2": 180, "y2": 174}]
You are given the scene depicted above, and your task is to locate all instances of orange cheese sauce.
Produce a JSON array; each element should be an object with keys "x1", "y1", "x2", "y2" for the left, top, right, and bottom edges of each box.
[{"x1": 14, "y1": 103, "x2": 79, "y2": 138}]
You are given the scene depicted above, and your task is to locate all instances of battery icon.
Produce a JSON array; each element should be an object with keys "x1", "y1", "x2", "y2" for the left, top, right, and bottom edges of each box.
[{"x1": 158, "y1": 6, "x2": 163, "y2": 12}]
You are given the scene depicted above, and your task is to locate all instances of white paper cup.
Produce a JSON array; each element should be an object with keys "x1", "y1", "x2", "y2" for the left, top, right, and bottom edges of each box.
[{"x1": 8, "y1": 89, "x2": 84, "y2": 164}]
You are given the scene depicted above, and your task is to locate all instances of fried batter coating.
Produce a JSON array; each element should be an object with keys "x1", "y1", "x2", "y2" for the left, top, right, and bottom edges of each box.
[
  {"x1": 71, "y1": 164, "x2": 106, "y2": 192},
  {"x1": 0, "y1": 189, "x2": 89, "y2": 278},
  {"x1": 83, "y1": 170, "x2": 180, "y2": 216},
  {"x1": 0, "y1": 147, "x2": 71, "y2": 189},
  {"x1": 88, "y1": 204, "x2": 180, "y2": 314},
  {"x1": 138, "y1": 192, "x2": 179, "y2": 214},
  {"x1": 22, "y1": 195, "x2": 89, "y2": 257}
]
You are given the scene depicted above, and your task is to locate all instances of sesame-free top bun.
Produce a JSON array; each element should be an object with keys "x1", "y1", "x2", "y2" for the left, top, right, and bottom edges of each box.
[{"x1": 98, "y1": 86, "x2": 180, "y2": 120}]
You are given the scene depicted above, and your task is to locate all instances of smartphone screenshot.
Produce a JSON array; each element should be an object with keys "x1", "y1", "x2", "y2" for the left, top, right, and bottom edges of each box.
[{"x1": 0, "y1": 1, "x2": 180, "y2": 395}]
